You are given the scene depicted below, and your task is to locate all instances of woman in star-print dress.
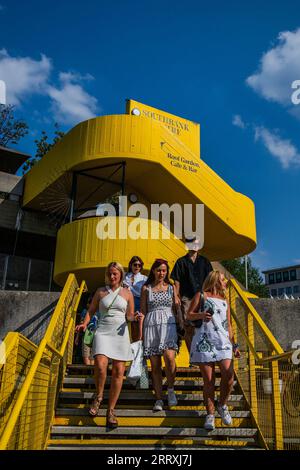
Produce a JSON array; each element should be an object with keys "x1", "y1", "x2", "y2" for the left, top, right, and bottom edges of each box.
[
  {"x1": 186, "y1": 271, "x2": 240, "y2": 430},
  {"x1": 140, "y1": 259, "x2": 178, "y2": 411}
]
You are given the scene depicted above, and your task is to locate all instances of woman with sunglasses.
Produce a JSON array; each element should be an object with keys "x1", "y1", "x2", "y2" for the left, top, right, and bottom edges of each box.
[
  {"x1": 124, "y1": 256, "x2": 147, "y2": 341},
  {"x1": 140, "y1": 259, "x2": 178, "y2": 411}
]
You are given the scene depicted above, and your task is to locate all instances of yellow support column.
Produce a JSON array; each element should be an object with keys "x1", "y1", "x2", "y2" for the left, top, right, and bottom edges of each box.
[
  {"x1": 247, "y1": 315, "x2": 258, "y2": 419},
  {"x1": 271, "y1": 359, "x2": 284, "y2": 450}
]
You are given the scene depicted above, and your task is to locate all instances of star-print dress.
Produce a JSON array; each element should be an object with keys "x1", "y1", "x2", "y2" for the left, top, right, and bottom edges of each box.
[
  {"x1": 143, "y1": 285, "x2": 178, "y2": 358},
  {"x1": 190, "y1": 296, "x2": 232, "y2": 363}
]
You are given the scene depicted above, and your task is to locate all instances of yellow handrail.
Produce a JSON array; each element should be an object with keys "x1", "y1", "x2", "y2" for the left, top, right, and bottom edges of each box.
[
  {"x1": 0, "y1": 274, "x2": 87, "y2": 450},
  {"x1": 228, "y1": 278, "x2": 300, "y2": 450}
]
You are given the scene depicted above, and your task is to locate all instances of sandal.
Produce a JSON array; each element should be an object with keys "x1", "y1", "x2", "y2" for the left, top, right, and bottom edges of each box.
[
  {"x1": 89, "y1": 394, "x2": 102, "y2": 416},
  {"x1": 106, "y1": 409, "x2": 118, "y2": 428}
]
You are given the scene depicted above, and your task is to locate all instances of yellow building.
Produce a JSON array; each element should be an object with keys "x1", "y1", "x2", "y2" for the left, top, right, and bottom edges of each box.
[{"x1": 23, "y1": 100, "x2": 256, "y2": 290}]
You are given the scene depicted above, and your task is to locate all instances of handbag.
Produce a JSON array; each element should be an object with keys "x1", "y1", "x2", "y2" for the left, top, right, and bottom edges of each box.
[
  {"x1": 83, "y1": 327, "x2": 95, "y2": 346},
  {"x1": 126, "y1": 340, "x2": 144, "y2": 385},
  {"x1": 189, "y1": 291, "x2": 205, "y2": 329}
]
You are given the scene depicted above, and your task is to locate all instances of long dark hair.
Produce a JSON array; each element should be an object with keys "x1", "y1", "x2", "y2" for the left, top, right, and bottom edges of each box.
[
  {"x1": 145, "y1": 259, "x2": 171, "y2": 286},
  {"x1": 128, "y1": 256, "x2": 144, "y2": 273}
]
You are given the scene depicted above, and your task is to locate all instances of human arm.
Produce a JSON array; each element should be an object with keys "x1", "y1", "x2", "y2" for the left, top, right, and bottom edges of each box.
[
  {"x1": 170, "y1": 261, "x2": 182, "y2": 306},
  {"x1": 75, "y1": 290, "x2": 100, "y2": 333},
  {"x1": 185, "y1": 292, "x2": 213, "y2": 322},
  {"x1": 173, "y1": 280, "x2": 181, "y2": 306},
  {"x1": 226, "y1": 303, "x2": 241, "y2": 358}
]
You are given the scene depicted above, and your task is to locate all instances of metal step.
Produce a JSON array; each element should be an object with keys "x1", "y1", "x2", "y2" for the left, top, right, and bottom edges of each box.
[
  {"x1": 53, "y1": 416, "x2": 251, "y2": 428},
  {"x1": 67, "y1": 365, "x2": 221, "y2": 377},
  {"x1": 50, "y1": 426, "x2": 258, "y2": 438},
  {"x1": 58, "y1": 390, "x2": 246, "y2": 404},
  {"x1": 55, "y1": 408, "x2": 251, "y2": 418},
  {"x1": 63, "y1": 377, "x2": 237, "y2": 391}
]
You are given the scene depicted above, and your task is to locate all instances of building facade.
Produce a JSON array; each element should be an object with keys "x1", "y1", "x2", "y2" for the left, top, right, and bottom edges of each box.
[{"x1": 263, "y1": 265, "x2": 300, "y2": 298}]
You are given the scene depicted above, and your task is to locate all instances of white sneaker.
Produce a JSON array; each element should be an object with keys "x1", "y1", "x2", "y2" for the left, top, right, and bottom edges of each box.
[
  {"x1": 204, "y1": 414, "x2": 215, "y2": 430},
  {"x1": 153, "y1": 399, "x2": 164, "y2": 411},
  {"x1": 167, "y1": 389, "x2": 178, "y2": 407},
  {"x1": 217, "y1": 403, "x2": 232, "y2": 425}
]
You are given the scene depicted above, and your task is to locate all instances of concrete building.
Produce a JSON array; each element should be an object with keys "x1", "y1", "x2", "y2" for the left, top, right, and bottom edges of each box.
[
  {"x1": 263, "y1": 264, "x2": 300, "y2": 299},
  {"x1": 0, "y1": 146, "x2": 59, "y2": 291}
]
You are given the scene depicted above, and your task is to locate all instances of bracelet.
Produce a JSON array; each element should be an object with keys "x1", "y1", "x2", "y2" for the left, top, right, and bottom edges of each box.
[{"x1": 232, "y1": 343, "x2": 239, "y2": 350}]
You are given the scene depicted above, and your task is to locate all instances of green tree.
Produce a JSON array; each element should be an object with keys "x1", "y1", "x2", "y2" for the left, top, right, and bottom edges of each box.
[
  {"x1": 222, "y1": 256, "x2": 268, "y2": 297},
  {"x1": 0, "y1": 104, "x2": 29, "y2": 147},
  {"x1": 22, "y1": 123, "x2": 65, "y2": 174}
]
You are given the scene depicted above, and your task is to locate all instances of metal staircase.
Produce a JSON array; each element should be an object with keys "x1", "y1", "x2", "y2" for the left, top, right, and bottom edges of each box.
[{"x1": 47, "y1": 359, "x2": 261, "y2": 450}]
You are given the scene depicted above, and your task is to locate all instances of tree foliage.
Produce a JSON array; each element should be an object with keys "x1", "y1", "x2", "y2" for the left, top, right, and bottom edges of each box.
[
  {"x1": 22, "y1": 123, "x2": 65, "y2": 174},
  {"x1": 0, "y1": 104, "x2": 29, "y2": 147},
  {"x1": 222, "y1": 256, "x2": 268, "y2": 297}
]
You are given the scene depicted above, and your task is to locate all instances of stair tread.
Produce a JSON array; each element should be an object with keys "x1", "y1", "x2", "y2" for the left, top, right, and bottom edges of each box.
[
  {"x1": 51, "y1": 426, "x2": 258, "y2": 436},
  {"x1": 59, "y1": 391, "x2": 245, "y2": 401},
  {"x1": 55, "y1": 408, "x2": 250, "y2": 417}
]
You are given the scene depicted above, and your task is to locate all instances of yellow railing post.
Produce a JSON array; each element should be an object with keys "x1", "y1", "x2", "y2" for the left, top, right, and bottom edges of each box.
[
  {"x1": 271, "y1": 359, "x2": 284, "y2": 450},
  {"x1": 247, "y1": 314, "x2": 258, "y2": 419}
]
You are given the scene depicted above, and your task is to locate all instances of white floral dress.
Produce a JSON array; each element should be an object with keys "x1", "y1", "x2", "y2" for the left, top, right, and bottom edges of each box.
[{"x1": 190, "y1": 297, "x2": 232, "y2": 363}]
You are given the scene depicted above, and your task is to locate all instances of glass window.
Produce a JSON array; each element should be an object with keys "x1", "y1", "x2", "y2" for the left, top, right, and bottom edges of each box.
[
  {"x1": 278, "y1": 288, "x2": 284, "y2": 296},
  {"x1": 290, "y1": 270, "x2": 297, "y2": 281},
  {"x1": 276, "y1": 272, "x2": 282, "y2": 283},
  {"x1": 271, "y1": 289, "x2": 277, "y2": 297},
  {"x1": 286, "y1": 286, "x2": 292, "y2": 295},
  {"x1": 293, "y1": 286, "x2": 300, "y2": 294},
  {"x1": 283, "y1": 271, "x2": 289, "y2": 282},
  {"x1": 269, "y1": 273, "x2": 275, "y2": 284}
]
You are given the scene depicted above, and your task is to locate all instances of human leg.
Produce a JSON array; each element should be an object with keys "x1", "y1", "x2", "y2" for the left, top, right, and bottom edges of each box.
[
  {"x1": 181, "y1": 296, "x2": 194, "y2": 352},
  {"x1": 150, "y1": 355, "x2": 163, "y2": 400},
  {"x1": 106, "y1": 360, "x2": 126, "y2": 428},
  {"x1": 199, "y1": 363, "x2": 215, "y2": 415},
  {"x1": 218, "y1": 359, "x2": 234, "y2": 406},
  {"x1": 163, "y1": 349, "x2": 178, "y2": 406},
  {"x1": 90, "y1": 354, "x2": 108, "y2": 415}
]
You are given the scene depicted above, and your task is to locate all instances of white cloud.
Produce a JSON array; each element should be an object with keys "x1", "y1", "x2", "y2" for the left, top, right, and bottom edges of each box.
[
  {"x1": 232, "y1": 114, "x2": 246, "y2": 129},
  {"x1": 246, "y1": 28, "x2": 300, "y2": 108},
  {"x1": 0, "y1": 49, "x2": 99, "y2": 125},
  {"x1": 254, "y1": 126, "x2": 300, "y2": 169},
  {"x1": 47, "y1": 73, "x2": 99, "y2": 125},
  {"x1": 0, "y1": 49, "x2": 51, "y2": 105}
]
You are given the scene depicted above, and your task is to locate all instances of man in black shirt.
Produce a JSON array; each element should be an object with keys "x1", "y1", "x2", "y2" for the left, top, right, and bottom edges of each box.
[{"x1": 171, "y1": 237, "x2": 213, "y2": 352}]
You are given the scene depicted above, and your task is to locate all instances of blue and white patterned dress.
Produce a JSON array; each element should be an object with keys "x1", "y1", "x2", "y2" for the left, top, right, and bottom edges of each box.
[
  {"x1": 143, "y1": 285, "x2": 178, "y2": 358},
  {"x1": 190, "y1": 297, "x2": 232, "y2": 363}
]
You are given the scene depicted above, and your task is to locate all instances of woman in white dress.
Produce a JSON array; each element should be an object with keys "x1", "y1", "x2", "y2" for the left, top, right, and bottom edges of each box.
[
  {"x1": 75, "y1": 262, "x2": 143, "y2": 428},
  {"x1": 140, "y1": 259, "x2": 178, "y2": 412},
  {"x1": 187, "y1": 271, "x2": 240, "y2": 431}
]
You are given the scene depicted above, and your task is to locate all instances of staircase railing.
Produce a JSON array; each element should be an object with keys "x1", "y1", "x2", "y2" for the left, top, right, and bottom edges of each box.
[
  {"x1": 228, "y1": 278, "x2": 300, "y2": 450},
  {"x1": 0, "y1": 274, "x2": 87, "y2": 450}
]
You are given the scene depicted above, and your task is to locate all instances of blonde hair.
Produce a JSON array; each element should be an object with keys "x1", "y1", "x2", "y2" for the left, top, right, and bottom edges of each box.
[
  {"x1": 105, "y1": 262, "x2": 125, "y2": 286},
  {"x1": 202, "y1": 270, "x2": 226, "y2": 298}
]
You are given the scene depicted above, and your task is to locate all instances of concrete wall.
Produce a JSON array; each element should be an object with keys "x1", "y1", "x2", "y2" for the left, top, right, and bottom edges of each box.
[
  {"x1": 250, "y1": 298, "x2": 300, "y2": 351},
  {"x1": 0, "y1": 291, "x2": 61, "y2": 342}
]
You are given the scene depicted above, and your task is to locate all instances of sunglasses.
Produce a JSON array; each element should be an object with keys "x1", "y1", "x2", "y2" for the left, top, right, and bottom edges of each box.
[{"x1": 133, "y1": 263, "x2": 142, "y2": 267}]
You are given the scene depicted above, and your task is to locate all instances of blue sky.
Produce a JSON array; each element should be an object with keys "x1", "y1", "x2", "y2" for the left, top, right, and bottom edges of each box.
[{"x1": 0, "y1": 0, "x2": 300, "y2": 274}]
